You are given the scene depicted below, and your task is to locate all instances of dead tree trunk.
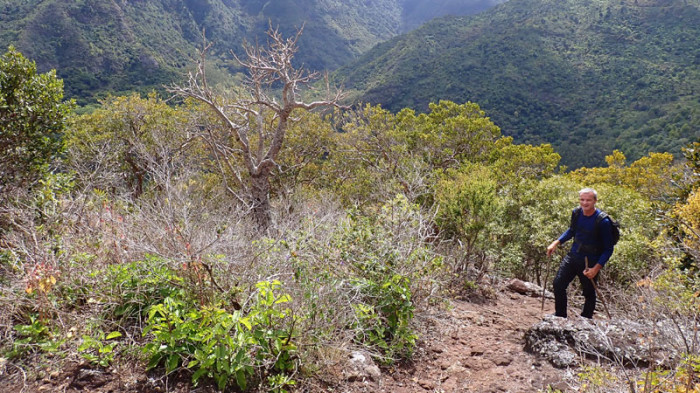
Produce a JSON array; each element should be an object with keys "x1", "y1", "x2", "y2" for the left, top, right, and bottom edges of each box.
[
  {"x1": 170, "y1": 25, "x2": 344, "y2": 233},
  {"x1": 250, "y1": 171, "x2": 272, "y2": 231}
]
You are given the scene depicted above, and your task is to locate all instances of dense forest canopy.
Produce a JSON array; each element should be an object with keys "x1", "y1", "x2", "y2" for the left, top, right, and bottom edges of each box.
[
  {"x1": 0, "y1": 0, "x2": 500, "y2": 106},
  {"x1": 334, "y1": 0, "x2": 700, "y2": 167}
]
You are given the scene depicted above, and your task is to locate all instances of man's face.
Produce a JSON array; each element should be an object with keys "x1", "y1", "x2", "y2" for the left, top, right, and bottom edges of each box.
[{"x1": 579, "y1": 192, "x2": 597, "y2": 213}]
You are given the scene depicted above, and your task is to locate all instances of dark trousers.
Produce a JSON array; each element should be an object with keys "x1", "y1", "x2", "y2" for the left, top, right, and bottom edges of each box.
[{"x1": 553, "y1": 253, "x2": 597, "y2": 318}]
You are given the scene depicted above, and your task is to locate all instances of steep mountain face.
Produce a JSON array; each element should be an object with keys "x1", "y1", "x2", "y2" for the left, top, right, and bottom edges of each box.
[
  {"x1": 0, "y1": 0, "x2": 500, "y2": 105},
  {"x1": 335, "y1": 0, "x2": 700, "y2": 167},
  {"x1": 1, "y1": 0, "x2": 216, "y2": 104}
]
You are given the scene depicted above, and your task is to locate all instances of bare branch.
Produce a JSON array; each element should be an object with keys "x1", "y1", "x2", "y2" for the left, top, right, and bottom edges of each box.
[{"x1": 169, "y1": 24, "x2": 344, "y2": 231}]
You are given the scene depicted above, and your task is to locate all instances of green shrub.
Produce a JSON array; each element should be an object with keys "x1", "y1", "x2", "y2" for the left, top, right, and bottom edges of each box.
[
  {"x1": 337, "y1": 206, "x2": 420, "y2": 361},
  {"x1": 350, "y1": 273, "x2": 417, "y2": 362},
  {"x1": 142, "y1": 280, "x2": 298, "y2": 391},
  {"x1": 97, "y1": 256, "x2": 186, "y2": 324},
  {"x1": 5, "y1": 315, "x2": 63, "y2": 359},
  {"x1": 78, "y1": 330, "x2": 122, "y2": 367},
  {"x1": 638, "y1": 353, "x2": 700, "y2": 393}
]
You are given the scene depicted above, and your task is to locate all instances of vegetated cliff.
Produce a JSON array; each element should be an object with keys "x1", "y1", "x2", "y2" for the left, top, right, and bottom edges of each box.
[
  {"x1": 334, "y1": 0, "x2": 700, "y2": 168},
  {"x1": 0, "y1": 0, "x2": 501, "y2": 105}
]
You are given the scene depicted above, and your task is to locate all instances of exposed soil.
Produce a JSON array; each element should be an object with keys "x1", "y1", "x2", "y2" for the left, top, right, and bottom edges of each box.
[
  {"x1": 337, "y1": 286, "x2": 569, "y2": 393},
  {"x1": 0, "y1": 284, "x2": 570, "y2": 393}
]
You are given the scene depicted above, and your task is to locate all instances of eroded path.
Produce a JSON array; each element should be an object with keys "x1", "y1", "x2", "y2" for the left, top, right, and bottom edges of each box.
[{"x1": 341, "y1": 286, "x2": 569, "y2": 393}]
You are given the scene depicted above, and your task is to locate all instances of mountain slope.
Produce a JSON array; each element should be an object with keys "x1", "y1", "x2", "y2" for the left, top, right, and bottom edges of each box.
[
  {"x1": 400, "y1": 0, "x2": 507, "y2": 31},
  {"x1": 334, "y1": 0, "x2": 700, "y2": 167},
  {"x1": 0, "y1": 0, "x2": 502, "y2": 105}
]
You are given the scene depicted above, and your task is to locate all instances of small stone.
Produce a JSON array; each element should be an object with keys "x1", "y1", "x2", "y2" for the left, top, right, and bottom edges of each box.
[
  {"x1": 489, "y1": 353, "x2": 513, "y2": 367},
  {"x1": 470, "y1": 346, "x2": 485, "y2": 356},
  {"x1": 445, "y1": 363, "x2": 467, "y2": 375},
  {"x1": 418, "y1": 378, "x2": 436, "y2": 390}
]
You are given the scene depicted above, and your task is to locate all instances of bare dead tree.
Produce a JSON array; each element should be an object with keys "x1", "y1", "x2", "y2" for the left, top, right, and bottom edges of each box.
[{"x1": 170, "y1": 25, "x2": 345, "y2": 232}]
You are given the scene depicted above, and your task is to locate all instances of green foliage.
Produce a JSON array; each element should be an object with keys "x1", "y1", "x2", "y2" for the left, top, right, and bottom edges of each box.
[
  {"x1": 334, "y1": 198, "x2": 432, "y2": 361},
  {"x1": 350, "y1": 274, "x2": 417, "y2": 362},
  {"x1": 682, "y1": 139, "x2": 700, "y2": 193},
  {"x1": 639, "y1": 353, "x2": 700, "y2": 393},
  {"x1": 66, "y1": 93, "x2": 198, "y2": 196},
  {"x1": 97, "y1": 257, "x2": 187, "y2": 325},
  {"x1": 336, "y1": 0, "x2": 700, "y2": 168},
  {"x1": 488, "y1": 139, "x2": 561, "y2": 183},
  {"x1": 649, "y1": 258, "x2": 700, "y2": 316},
  {"x1": 1, "y1": 0, "x2": 470, "y2": 105},
  {"x1": 0, "y1": 46, "x2": 72, "y2": 195},
  {"x1": 5, "y1": 315, "x2": 63, "y2": 359},
  {"x1": 399, "y1": 100, "x2": 503, "y2": 167},
  {"x1": 587, "y1": 183, "x2": 660, "y2": 284},
  {"x1": 143, "y1": 280, "x2": 298, "y2": 391},
  {"x1": 326, "y1": 104, "x2": 411, "y2": 206},
  {"x1": 497, "y1": 175, "x2": 580, "y2": 282},
  {"x1": 327, "y1": 101, "x2": 504, "y2": 206},
  {"x1": 577, "y1": 365, "x2": 620, "y2": 393},
  {"x1": 78, "y1": 330, "x2": 122, "y2": 367},
  {"x1": 674, "y1": 188, "x2": 700, "y2": 267},
  {"x1": 434, "y1": 164, "x2": 504, "y2": 271},
  {"x1": 570, "y1": 150, "x2": 683, "y2": 206},
  {"x1": 0, "y1": 0, "x2": 500, "y2": 106}
]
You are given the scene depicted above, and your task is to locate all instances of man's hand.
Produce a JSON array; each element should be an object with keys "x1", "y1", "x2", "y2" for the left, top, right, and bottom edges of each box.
[
  {"x1": 546, "y1": 240, "x2": 560, "y2": 257},
  {"x1": 583, "y1": 263, "x2": 602, "y2": 279}
]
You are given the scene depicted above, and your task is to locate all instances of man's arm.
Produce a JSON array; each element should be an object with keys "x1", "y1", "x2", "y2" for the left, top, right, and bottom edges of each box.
[
  {"x1": 596, "y1": 218, "x2": 615, "y2": 267},
  {"x1": 546, "y1": 239, "x2": 560, "y2": 257},
  {"x1": 546, "y1": 210, "x2": 576, "y2": 256},
  {"x1": 584, "y1": 218, "x2": 615, "y2": 279}
]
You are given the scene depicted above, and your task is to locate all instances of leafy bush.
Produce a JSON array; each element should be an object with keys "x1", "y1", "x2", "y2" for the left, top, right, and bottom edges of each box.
[
  {"x1": 143, "y1": 280, "x2": 298, "y2": 391},
  {"x1": 336, "y1": 202, "x2": 428, "y2": 361},
  {"x1": 78, "y1": 330, "x2": 122, "y2": 367},
  {"x1": 350, "y1": 273, "x2": 417, "y2": 362},
  {"x1": 5, "y1": 315, "x2": 63, "y2": 359},
  {"x1": 0, "y1": 46, "x2": 72, "y2": 196},
  {"x1": 639, "y1": 354, "x2": 700, "y2": 393},
  {"x1": 434, "y1": 164, "x2": 504, "y2": 274},
  {"x1": 98, "y1": 256, "x2": 186, "y2": 325},
  {"x1": 588, "y1": 183, "x2": 660, "y2": 285}
]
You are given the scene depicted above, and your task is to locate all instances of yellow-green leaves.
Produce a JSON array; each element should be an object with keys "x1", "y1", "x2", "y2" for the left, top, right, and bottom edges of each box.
[{"x1": 0, "y1": 46, "x2": 72, "y2": 194}]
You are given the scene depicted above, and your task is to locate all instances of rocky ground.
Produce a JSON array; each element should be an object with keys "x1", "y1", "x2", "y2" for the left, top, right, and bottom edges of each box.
[
  {"x1": 335, "y1": 282, "x2": 570, "y2": 393},
  {"x1": 0, "y1": 281, "x2": 577, "y2": 393}
]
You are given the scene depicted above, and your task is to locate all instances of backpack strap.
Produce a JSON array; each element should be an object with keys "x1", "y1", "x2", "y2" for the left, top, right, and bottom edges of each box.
[
  {"x1": 595, "y1": 211, "x2": 609, "y2": 225},
  {"x1": 570, "y1": 207, "x2": 582, "y2": 230}
]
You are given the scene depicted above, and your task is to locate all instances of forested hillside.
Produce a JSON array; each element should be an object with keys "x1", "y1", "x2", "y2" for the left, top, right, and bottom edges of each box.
[
  {"x1": 335, "y1": 0, "x2": 700, "y2": 167},
  {"x1": 2, "y1": 26, "x2": 700, "y2": 392},
  {"x1": 0, "y1": 0, "x2": 499, "y2": 106}
]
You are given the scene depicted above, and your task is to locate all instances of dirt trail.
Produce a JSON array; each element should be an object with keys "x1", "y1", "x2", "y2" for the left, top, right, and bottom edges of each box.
[{"x1": 342, "y1": 286, "x2": 569, "y2": 393}]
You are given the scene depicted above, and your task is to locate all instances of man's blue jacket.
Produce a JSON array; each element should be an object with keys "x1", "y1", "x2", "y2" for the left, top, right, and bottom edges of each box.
[{"x1": 557, "y1": 208, "x2": 615, "y2": 267}]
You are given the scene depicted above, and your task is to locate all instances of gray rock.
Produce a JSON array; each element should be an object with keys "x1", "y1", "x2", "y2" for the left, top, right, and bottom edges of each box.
[
  {"x1": 525, "y1": 315, "x2": 684, "y2": 368},
  {"x1": 506, "y1": 278, "x2": 553, "y2": 298},
  {"x1": 344, "y1": 351, "x2": 382, "y2": 382}
]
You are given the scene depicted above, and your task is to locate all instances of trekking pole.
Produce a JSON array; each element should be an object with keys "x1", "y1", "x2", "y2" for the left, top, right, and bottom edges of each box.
[
  {"x1": 541, "y1": 254, "x2": 551, "y2": 315},
  {"x1": 585, "y1": 257, "x2": 612, "y2": 319}
]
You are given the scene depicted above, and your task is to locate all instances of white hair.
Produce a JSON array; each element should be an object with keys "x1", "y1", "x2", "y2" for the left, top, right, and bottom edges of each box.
[{"x1": 579, "y1": 187, "x2": 598, "y2": 200}]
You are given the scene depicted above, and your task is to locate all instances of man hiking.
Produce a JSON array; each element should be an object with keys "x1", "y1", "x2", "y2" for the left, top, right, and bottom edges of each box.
[{"x1": 546, "y1": 188, "x2": 615, "y2": 319}]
